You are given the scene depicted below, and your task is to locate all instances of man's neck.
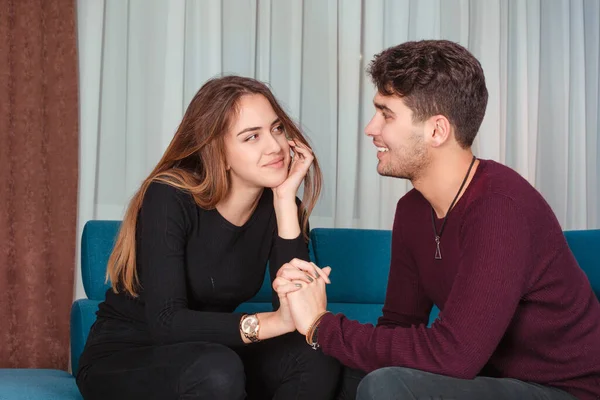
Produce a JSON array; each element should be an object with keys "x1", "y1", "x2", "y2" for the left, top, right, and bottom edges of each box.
[{"x1": 412, "y1": 150, "x2": 479, "y2": 218}]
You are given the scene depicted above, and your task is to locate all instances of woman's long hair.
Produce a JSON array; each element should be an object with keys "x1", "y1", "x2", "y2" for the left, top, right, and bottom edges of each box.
[{"x1": 106, "y1": 76, "x2": 323, "y2": 297}]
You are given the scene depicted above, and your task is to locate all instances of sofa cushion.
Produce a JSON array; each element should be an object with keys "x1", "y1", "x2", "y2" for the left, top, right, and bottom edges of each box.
[{"x1": 0, "y1": 369, "x2": 81, "y2": 400}]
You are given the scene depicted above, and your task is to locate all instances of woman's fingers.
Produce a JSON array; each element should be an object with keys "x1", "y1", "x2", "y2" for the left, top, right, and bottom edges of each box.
[
  {"x1": 277, "y1": 264, "x2": 315, "y2": 283},
  {"x1": 288, "y1": 259, "x2": 331, "y2": 284},
  {"x1": 288, "y1": 140, "x2": 314, "y2": 163},
  {"x1": 320, "y1": 265, "x2": 332, "y2": 278},
  {"x1": 285, "y1": 258, "x2": 314, "y2": 274},
  {"x1": 310, "y1": 263, "x2": 331, "y2": 284},
  {"x1": 272, "y1": 277, "x2": 302, "y2": 295},
  {"x1": 281, "y1": 266, "x2": 315, "y2": 283}
]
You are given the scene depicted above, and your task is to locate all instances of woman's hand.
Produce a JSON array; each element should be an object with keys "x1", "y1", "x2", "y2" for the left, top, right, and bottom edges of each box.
[
  {"x1": 276, "y1": 258, "x2": 331, "y2": 284},
  {"x1": 272, "y1": 276, "x2": 301, "y2": 333},
  {"x1": 272, "y1": 140, "x2": 314, "y2": 204}
]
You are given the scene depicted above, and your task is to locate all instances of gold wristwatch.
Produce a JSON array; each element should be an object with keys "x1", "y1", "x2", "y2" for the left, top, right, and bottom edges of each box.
[{"x1": 240, "y1": 314, "x2": 260, "y2": 343}]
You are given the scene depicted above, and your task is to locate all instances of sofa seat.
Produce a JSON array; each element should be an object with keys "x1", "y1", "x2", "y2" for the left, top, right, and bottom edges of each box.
[{"x1": 0, "y1": 369, "x2": 82, "y2": 400}]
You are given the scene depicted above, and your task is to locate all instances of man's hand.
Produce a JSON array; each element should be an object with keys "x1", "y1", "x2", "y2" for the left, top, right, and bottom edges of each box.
[
  {"x1": 286, "y1": 261, "x2": 331, "y2": 335},
  {"x1": 273, "y1": 259, "x2": 331, "y2": 335}
]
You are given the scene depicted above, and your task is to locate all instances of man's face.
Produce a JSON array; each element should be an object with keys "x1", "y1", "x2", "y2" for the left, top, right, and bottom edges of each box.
[{"x1": 364, "y1": 93, "x2": 430, "y2": 180}]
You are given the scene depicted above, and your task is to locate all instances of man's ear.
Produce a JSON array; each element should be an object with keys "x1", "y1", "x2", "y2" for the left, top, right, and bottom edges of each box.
[{"x1": 429, "y1": 115, "x2": 452, "y2": 148}]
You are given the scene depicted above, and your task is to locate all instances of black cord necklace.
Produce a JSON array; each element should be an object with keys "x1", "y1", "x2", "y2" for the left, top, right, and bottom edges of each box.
[{"x1": 431, "y1": 155, "x2": 477, "y2": 260}]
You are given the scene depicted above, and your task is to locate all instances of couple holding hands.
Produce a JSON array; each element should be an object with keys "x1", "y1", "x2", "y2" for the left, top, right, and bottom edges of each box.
[{"x1": 76, "y1": 40, "x2": 600, "y2": 400}]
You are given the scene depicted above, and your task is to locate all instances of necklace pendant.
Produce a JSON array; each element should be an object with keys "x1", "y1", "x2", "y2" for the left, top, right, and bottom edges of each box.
[{"x1": 434, "y1": 236, "x2": 442, "y2": 260}]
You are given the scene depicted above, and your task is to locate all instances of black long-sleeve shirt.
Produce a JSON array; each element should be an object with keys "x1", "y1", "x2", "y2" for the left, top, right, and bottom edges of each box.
[{"x1": 93, "y1": 182, "x2": 309, "y2": 349}]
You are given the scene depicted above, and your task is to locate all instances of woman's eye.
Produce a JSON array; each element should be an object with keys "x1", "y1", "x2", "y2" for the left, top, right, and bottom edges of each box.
[
  {"x1": 273, "y1": 124, "x2": 285, "y2": 134},
  {"x1": 245, "y1": 134, "x2": 258, "y2": 142}
]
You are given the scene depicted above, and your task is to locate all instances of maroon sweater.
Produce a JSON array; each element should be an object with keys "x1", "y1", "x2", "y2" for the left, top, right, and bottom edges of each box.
[{"x1": 319, "y1": 159, "x2": 600, "y2": 400}]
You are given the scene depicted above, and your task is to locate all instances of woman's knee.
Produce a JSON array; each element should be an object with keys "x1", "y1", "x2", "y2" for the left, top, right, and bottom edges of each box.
[{"x1": 178, "y1": 343, "x2": 245, "y2": 399}]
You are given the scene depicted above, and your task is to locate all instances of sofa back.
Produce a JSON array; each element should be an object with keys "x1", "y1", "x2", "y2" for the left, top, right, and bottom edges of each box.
[
  {"x1": 564, "y1": 229, "x2": 600, "y2": 297},
  {"x1": 309, "y1": 228, "x2": 600, "y2": 299},
  {"x1": 310, "y1": 228, "x2": 390, "y2": 303},
  {"x1": 80, "y1": 221, "x2": 120, "y2": 300}
]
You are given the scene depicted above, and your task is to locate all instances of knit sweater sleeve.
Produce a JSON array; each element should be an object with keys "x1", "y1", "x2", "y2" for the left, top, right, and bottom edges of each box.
[
  {"x1": 318, "y1": 194, "x2": 532, "y2": 378},
  {"x1": 377, "y1": 200, "x2": 433, "y2": 328},
  {"x1": 139, "y1": 182, "x2": 245, "y2": 347}
]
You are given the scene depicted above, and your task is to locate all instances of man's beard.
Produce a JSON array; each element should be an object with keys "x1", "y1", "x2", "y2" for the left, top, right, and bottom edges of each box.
[{"x1": 377, "y1": 137, "x2": 429, "y2": 181}]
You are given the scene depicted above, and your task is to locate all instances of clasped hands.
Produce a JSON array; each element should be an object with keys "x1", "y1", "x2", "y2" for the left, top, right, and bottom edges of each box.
[{"x1": 272, "y1": 258, "x2": 331, "y2": 335}]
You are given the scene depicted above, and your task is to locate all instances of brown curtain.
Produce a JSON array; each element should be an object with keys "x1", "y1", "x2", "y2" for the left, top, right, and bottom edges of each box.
[{"x1": 0, "y1": 0, "x2": 79, "y2": 370}]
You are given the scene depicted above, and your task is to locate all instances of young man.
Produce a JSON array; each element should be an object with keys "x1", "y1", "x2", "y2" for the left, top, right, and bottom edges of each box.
[{"x1": 275, "y1": 40, "x2": 600, "y2": 400}]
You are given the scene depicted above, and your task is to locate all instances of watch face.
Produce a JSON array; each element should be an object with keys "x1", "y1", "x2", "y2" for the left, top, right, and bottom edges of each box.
[{"x1": 243, "y1": 316, "x2": 258, "y2": 333}]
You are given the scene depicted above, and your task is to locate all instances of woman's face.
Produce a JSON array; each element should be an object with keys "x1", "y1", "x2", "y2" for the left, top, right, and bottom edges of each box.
[{"x1": 224, "y1": 94, "x2": 291, "y2": 190}]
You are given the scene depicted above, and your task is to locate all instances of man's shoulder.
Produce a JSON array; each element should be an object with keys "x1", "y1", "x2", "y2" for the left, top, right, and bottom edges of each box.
[
  {"x1": 465, "y1": 159, "x2": 543, "y2": 209},
  {"x1": 457, "y1": 160, "x2": 563, "y2": 240}
]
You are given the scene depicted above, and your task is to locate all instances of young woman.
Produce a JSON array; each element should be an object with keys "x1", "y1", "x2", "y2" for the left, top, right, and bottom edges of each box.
[{"x1": 76, "y1": 76, "x2": 341, "y2": 399}]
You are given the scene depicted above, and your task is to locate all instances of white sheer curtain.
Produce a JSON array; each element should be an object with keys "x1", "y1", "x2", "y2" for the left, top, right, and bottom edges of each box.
[{"x1": 75, "y1": 0, "x2": 600, "y2": 298}]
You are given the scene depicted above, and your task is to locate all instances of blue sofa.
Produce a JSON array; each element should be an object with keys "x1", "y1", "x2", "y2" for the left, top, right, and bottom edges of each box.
[{"x1": 0, "y1": 221, "x2": 598, "y2": 399}]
